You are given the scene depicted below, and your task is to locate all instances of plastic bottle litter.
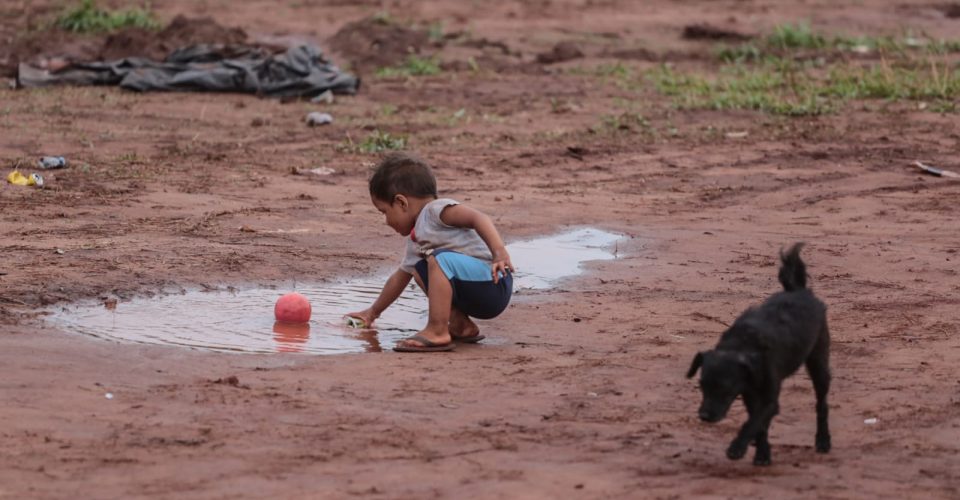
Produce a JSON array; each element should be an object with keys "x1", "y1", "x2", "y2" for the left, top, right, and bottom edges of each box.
[
  {"x1": 864, "y1": 417, "x2": 878, "y2": 425},
  {"x1": 6, "y1": 170, "x2": 44, "y2": 187},
  {"x1": 105, "y1": 392, "x2": 114, "y2": 400},
  {"x1": 305, "y1": 112, "x2": 333, "y2": 127},
  {"x1": 345, "y1": 316, "x2": 365, "y2": 328},
  {"x1": 38, "y1": 156, "x2": 67, "y2": 169}
]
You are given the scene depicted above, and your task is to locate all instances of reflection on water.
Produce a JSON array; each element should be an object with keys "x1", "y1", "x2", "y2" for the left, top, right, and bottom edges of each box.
[
  {"x1": 48, "y1": 228, "x2": 623, "y2": 355},
  {"x1": 510, "y1": 228, "x2": 622, "y2": 291}
]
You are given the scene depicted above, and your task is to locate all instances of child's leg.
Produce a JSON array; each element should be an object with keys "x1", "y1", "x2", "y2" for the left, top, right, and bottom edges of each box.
[
  {"x1": 396, "y1": 254, "x2": 453, "y2": 348},
  {"x1": 449, "y1": 307, "x2": 480, "y2": 340},
  {"x1": 411, "y1": 270, "x2": 479, "y2": 340}
]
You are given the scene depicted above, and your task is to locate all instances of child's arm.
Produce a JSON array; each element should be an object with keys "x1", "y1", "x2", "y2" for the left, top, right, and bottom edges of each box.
[
  {"x1": 439, "y1": 204, "x2": 514, "y2": 283},
  {"x1": 346, "y1": 269, "x2": 412, "y2": 326}
]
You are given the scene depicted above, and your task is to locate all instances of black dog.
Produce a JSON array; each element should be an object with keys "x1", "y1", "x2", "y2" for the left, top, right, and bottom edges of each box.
[{"x1": 687, "y1": 243, "x2": 831, "y2": 466}]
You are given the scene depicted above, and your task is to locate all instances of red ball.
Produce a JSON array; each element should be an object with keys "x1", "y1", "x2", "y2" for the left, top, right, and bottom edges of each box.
[{"x1": 274, "y1": 292, "x2": 311, "y2": 324}]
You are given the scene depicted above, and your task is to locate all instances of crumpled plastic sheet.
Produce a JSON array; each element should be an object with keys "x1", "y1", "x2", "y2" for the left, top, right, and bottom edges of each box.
[{"x1": 17, "y1": 44, "x2": 359, "y2": 98}]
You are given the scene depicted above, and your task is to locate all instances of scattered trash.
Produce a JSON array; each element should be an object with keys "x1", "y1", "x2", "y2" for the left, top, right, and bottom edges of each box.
[
  {"x1": 310, "y1": 89, "x2": 334, "y2": 104},
  {"x1": 105, "y1": 392, "x2": 114, "y2": 400},
  {"x1": 345, "y1": 316, "x2": 365, "y2": 328},
  {"x1": 38, "y1": 156, "x2": 67, "y2": 169},
  {"x1": 682, "y1": 24, "x2": 753, "y2": 41},
  {"x1": 864, "y1": 417, "x2": 878, "y2": 425},
  {"x1": 6, "y1": 170, "x2": 43, "y2": 187},
  {"x1": 587, "y1": 392, "x2": 599, "y2": 397},
  {"x1": 308, "y1": 166, "x2": 336, "y2": 176},
  {"x1": 914, "y1": 161, "x2": 959, "y2": 179},
  {"x1": 850, "y1": 45, "x2": 871, "y2": 54},
  {"x1": 54, "y1": 248, "x2": 65, "y2": 255},
  {"x1": 725, "y1": 131, "x2": 749, "y2": 139},
  {"x1": 306, "y1": 112, "x2": 333, "y2": 127}
]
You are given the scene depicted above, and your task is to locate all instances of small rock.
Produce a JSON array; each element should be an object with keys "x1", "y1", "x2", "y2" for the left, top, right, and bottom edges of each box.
[
  {"x1": 682, "y1": 24, "x2": 753, "y2": 41},
  {"x1": 310, "y1": 90, "x2": 334, "y2": 104},
  {"x1": 251, "y1": 117, "x2": 268, "y2": 127},
  {"x1": 213, "y1": 375, "x2": 241, "y2": 387},
  {"x1": 306, "y1": 112, "x2": 333, "y2": 127}
]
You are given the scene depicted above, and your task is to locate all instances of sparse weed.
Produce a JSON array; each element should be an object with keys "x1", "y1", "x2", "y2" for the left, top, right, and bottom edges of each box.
[
  {"x1": 56, "y1": 0, "x2": 159, "y2": 33},
  {"x1": 376, "y1": 55, "x2": 442, "y2": 78},
  {"x1": 766, "y1": 22, "x2": 827, "y2": 50},
  {"x1": 427, "y1": 21, "x2": 445, "y2": 42},
  {"x1": 380, "y1": 104, "x2": 398, "y2": 117},
  {"x1": 357, "y1": 130, "x2": 408, "y2": 153},
  {"x1": 594, "y1": 111, "x2": 653, "y2": 134}
]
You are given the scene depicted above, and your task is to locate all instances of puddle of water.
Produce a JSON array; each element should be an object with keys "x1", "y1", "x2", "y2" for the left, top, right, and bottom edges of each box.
[
  {"x1": 48, "y1": 228, "x2": 623, "y2": 355},
  {"x1": 510, "y1": 228, "x2": 622, "y2": 291}
]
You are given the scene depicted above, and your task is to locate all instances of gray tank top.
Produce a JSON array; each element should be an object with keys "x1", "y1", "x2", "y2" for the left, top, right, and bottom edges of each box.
[{"x1": 400, "y1": 198, "x2": 492, "y2": 274}]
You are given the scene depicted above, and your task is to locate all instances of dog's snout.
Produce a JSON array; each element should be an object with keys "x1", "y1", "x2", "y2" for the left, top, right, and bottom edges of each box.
[{"x1": 698, "y1": 409, "x2": 714, "y2": 422}]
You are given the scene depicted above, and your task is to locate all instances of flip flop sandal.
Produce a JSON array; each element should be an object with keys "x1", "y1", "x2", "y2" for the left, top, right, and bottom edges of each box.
[
  {"x1": 452, "y1": 334, "x2": 486, "y2": 344},
  {"x1": 393, "y1": 334, "x2": 455, "y2": 353}
]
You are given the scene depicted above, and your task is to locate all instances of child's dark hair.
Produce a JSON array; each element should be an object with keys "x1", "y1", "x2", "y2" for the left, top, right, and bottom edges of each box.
[{"x1": 369, "y1": 153, "x2": 438, "y2": 202}]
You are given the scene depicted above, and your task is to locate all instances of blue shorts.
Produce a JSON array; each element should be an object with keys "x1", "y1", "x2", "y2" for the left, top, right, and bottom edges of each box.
[{"x1": 414, "y1": 249, "x2": 513, "y2": 320}]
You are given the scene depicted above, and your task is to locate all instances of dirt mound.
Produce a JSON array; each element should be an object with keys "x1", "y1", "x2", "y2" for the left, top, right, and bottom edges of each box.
[
  {"x1": 327, "y1": 17, "x2": 434, "y2": 73},
  {"x1": 1, "y1": 15, "x2": 248, "y2": 77},
  {"x1": 100, "y1": 15, "x2": 248, "y2": 61},
  {"x1": 535, "y1": 41, "x2": 584, "y2": 64}
]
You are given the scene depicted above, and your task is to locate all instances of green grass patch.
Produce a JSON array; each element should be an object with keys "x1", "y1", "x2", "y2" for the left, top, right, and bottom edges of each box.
[
  {"x1": 652, "y1": 59, "x2": 960, "y2": 115},
  {"x1": 716, "y1": 22, "x2": 960, "y2": 63},
  {"x1": 357, "y1": 130, "x2": 408, "y2": 153},
  {"x1": 56, "y1": 0, "x2": 159, "y2": 33},
  {"x1": 376, "y1": 55, "x2": 442, "y2": 78}
]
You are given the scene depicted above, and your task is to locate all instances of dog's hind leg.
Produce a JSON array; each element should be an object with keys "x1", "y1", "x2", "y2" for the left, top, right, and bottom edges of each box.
[{"x1": 806, "y1": 326, "x2": 832, "y2": 453}]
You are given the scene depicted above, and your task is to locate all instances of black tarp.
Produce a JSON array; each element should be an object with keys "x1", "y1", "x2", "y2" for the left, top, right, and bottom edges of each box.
[{"x1": 17, "y1": 44, "x2": 359, "y2": 97}]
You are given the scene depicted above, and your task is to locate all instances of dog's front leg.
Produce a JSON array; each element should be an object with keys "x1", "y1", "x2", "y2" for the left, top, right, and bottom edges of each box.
[
  {"x1": 727, "y1": 391, "x2": 779, "y2": 462},
  {"x1": 752, "y1": 410, "x2": 777, "y2": 466}
]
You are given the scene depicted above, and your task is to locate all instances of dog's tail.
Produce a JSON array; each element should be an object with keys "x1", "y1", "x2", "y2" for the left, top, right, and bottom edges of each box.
[{"x1": 778, "y1": 243, "x2": 807, "y2": 291}]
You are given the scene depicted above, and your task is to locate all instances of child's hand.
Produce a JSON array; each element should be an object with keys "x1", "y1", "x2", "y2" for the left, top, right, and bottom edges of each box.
[
  {"x1": 491, "y1": 249, "x2": 514, "y2": 284},
  {"x1": 345, "y1": 308, "x2": 378, "y2": 328}
]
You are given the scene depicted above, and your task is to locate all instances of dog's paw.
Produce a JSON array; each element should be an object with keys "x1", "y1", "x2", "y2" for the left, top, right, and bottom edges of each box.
[
  {"x1": 816, "y1": 435, "x2": 831, "y2": 453},
  {"x1": 726, "y1": 441, "x2": 748, "y2": 460},
  {"x1": 752, "y1": 455, "x2": 772, "y2": 466}
]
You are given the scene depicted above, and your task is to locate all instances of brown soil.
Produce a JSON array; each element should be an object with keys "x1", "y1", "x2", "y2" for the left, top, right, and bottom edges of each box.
[
  {"x1": 1, "y1": 14, "x2": 249, "y2": 76},
  {"x1": 2, "y1": 0, "x2": 959, "y2": 498},
  {"x1": 327, "y1": 16, "x2": 436, "y2": 75}
]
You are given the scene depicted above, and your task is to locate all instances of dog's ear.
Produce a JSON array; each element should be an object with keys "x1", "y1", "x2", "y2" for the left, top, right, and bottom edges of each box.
[
  {"x1": 686, "y1": 351, "x2": 704, "y2": 378},
  {"x1": 736, "y1": 352, "x2": 762, "y2": 382}
]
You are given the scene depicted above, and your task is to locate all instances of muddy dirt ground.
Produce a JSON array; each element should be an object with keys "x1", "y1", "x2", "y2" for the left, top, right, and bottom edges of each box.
[{"x1": 2, "y1": 0, "x2": 959, "y2": 498}]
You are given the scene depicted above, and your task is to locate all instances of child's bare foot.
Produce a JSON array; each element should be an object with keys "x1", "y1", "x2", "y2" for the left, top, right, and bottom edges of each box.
[{"x1": 449, "y1": 308, "x2": 483, "y2": 343}]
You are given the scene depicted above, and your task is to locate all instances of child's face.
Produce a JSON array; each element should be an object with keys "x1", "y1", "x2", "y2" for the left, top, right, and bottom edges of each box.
[{"x1": 372, "y1": 195, "x2": 416, "y2": 236}]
